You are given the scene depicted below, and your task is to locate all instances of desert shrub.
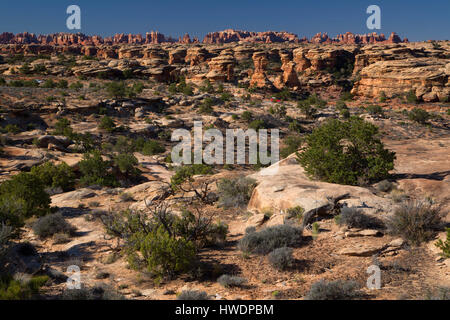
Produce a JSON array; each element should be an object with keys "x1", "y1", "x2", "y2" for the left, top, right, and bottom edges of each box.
[
  {"x1": 30, "y1": 162, "x2": 75, "y2": 192},
  {"x1": 274, "y1": 88, "x2": 292, "y2": 101},
  {"x1": 379, "y1": 91, "x2": 387, "y2": 103},
  {"x1": 435, "y1": 228, "x2": 450, "y2": 258},
  {"x1": 103, "y1": 203, "x2": 226, "y2": 280},
  {"x1": 0, "y1": 173, "x2": 51, "y2": 219},
  {"x1": 286, "y1": 206, "x2": 304, "y2": 220},
  {"x1": 57, "y1": 79, "x2": 68, "y2": 89},
  {"x1": 0, "y1": 78, "x2": 6, "y2": 86},
  {"x1": 280, "y1": 135, "x2": 303, "y2": 159},
  {"x1": 268, "y1": 247, "x2": 294, "y2": 270},
  {"x1": 106, "y1": 81, "x2": 126, "y2": 99},
  {"x1": 408, "y1": 108, "x2": 430, "y2": 124},
  {"x1": 241, "y1": 111, "x2": 253, "y2": 122},
  {"x1": 113, "y1": 153, "x2": 140, "y2": 179},
  {"x1": 248, "y1": 119, "x2": 267, "y2": 130},
  {"x1": 217, "y1": 177, "x2": 257, "y2": 209},
  {"x1": 198, "y1": 98, "x2": 214, "y2": 115},
  {"x1": 99, "y1": 116, "x2": 116, "y2": 132},
  {"x1": 297, "y1": 117, "x2": 396, "y2": 186},
  {"x1": 385, "y1": 200, "x2": 444, "y2": 245},
  {"x1": 177, "y1": 290, "x2": 209, "y2": 300},
  {"x1": 52, "y1": 118, "x2": 72, "y2": 136},
  {"x1": 0, "y1": 275, "x2": 48, "y2": 300},
  {"x1": 62, "y1": 284, "x2": 124, "y2": 300},
  {"x1": 336, "y1": 207, "x2": 382, "y2": 229},
  {"x1": 141, "y1": 140, "x2": 165, "y2": 156},
  {"x1": 238, "y1": 225, "x2": 302, "y2": 255},
  {"x1": 32, "y1": 213, "x2": 76, "y2": 239},
  {"x1": 217, "y1": 275, "x2": 247, "y2": 288},
  {"x1": 305, "y1": 279, "x2": 361, "y2": 300},
  {"x1": 288, "y1": 119, "x2": 303, "y2": 133},
  {"x1": 170, "y1": 164, "x2": 213, "y2": 188},
  {"x1": 69, "y1": 81, "x2": 83, "y2": 90},
  {"x1": 340, "y1": 92, "x2": 353, "y2": 101},
  {"x1": 406, "y1": 90, "x2": 418, "y2": 104},
  {"x1": 376, "y1": 179, "x2": 393, "y2": 192},
  {"x1": 297, "y1": 100, "x2": 317, "y2": 118},
  {"x1": 133, "y1": 226, "x2": 196, "y2": 279},
  {"x1": 119, "y1": 192, "x2": 134, "y2": 202},
  {"x1": 78, "y1": 151, "x2": 118, "y2": 187},
  {"x1": 0, "y1": 124, "x2": 21, "y2": 134},
  {"x1": 366, "y1": 104, "x2": 384, "y2": 116},
  {"x1": 199, "y1": 80, "x2": 214, "y2": 93},
  {"x1": 220, "y1": 92, "x2": 232, "y2": 102}
]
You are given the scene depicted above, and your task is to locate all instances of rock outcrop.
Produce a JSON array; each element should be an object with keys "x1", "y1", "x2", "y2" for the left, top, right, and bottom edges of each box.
[{"x1": 249, "y1": 51, "x2": 274, "y2": 89}]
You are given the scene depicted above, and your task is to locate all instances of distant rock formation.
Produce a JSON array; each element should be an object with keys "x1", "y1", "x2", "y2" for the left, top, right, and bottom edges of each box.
[
  {"x1": 0, "y1": 30, "x2": 408, "y2": 46},
  {"x1": 203, "y1": 29, "x2": 300, "y2": 44}
]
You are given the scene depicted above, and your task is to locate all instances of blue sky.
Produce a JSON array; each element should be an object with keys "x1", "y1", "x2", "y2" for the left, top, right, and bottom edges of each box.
[{"x1": 0, "y1": 0, "x2": 449, "y2": 41}]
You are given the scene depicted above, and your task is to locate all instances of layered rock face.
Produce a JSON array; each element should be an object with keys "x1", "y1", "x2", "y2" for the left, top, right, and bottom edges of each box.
[
  {"x1": 206, "y1": 49, "x2": 236, "y2": 82},
  {"x1": 351, "y1": 43, "x2": 450, "y2": 101},
  {"x1": 352, "y1": 58, "x2": 450, "y2": 101},
  {"x1": 249, "y1": 51, "x2": 274, "y2": 89}
]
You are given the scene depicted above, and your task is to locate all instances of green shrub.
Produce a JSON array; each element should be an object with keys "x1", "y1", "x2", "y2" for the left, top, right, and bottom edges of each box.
[
  {"x1": 198, "y1": 98, "x2": 214, "y2": 115},
  {"x1": 379, "y1": 91, "x2": 387, "y2": 103},
  {"x1": 177, "y1": 290, "x2": 209, "y2": 300},
  {"x1": 297, "y1": 117, "x2": 396, "y2": 186},
  {"x1": 241, "y1": 111, "x2": 253, "y2": 122},
  {"x1": 386, "y1": 200, "x2": 444, "y2": 245},
  {"x1": 113, "y1": 153, "x2": 140, "y2": 178},
  {"x1": 340, "y1": 92, "x2": 353, "y2": 101},
  {"x1": 32, "y1": 213, "x2": 76, "y2": 239},
  {"x1": 30, "y1": 162, "x2": 75, "y2": 192},
  {"x1": 406, "y1": 90, "x2": 418, "y2": 104},
  {"x1": 305, "y1": 279, "x2": 361, "y2": 300},
  {"x1": 297, "y1": 101, "x2": 317, "y2": 118},
  {"x1": 366, "y1": 104, "x2": 384, "y2": 116},
  {"x1": 78, "y1": 151, "x2": 117, "y2": 187},
  {"x1": 0, "y1": 173, "x2": 51, "y2": 219},
  {"x1": 42, "y1": 79, "x2": 56, "y2": 88},
  {"x1": 69, "y1": 81, "x2": 83, "y2": 90},
  {"x1": 220, "y1": 92, "x2": 232, "y2": 102},
  {"x1": 106, "y1": 81, "x2": 126, "y2": 99},
  {"x1": 435, "y1": 228, "x2": 450, "y2": 258},
  {"x1": 217, "y1": 177, "x2": 257, "y2": 208},
  {"x1": 1, "y1": 124, "x2": 21, "y2": 134},
  {"x1": 99, "y1": 116, "x2": 116, "y2": 132},
  {"x1": 268, "y1": 247, "x2": 294, "y2": 270},
  {"x1": 170, "y1": 164, "x2": 213, "y2": 188},
  {"x1": 0, "y1": 78, "x2": 6, "y2": 86},
  {"x1": 408, "y1": 108, "x2": 430, "y2": 124},
  {"x1": 134, "y1": 226, "x2": 196, "y2": 279},
  {"x1": 288, "y1": 119, "x2": 303, "y2": 133},
  {"x1": 248, "y1": 119, "x2": 267, "y2": 130},
  {"x1": 0, "y1": 275, "x2": 48, "y2": 300},
  {"x1": 53, "y1": 118, "x2": 72, "y2": 136},
  {"x1": 238, "y1": 225, "x2": 302, "y2": 255},
  {"x1": 141, "y1": 140, "x2": 165, "y2": 156},
  {"x1": 217, "y1": 275, "x2": 247, "y2": 288},
  {"x1": 286, "y1": 206, "x2": 304, "y2": 220}
]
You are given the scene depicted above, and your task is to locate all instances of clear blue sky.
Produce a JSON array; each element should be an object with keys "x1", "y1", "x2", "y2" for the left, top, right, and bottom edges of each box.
[{"x1": 0, "y1": 0, "x2": 449, "y2": 41}]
